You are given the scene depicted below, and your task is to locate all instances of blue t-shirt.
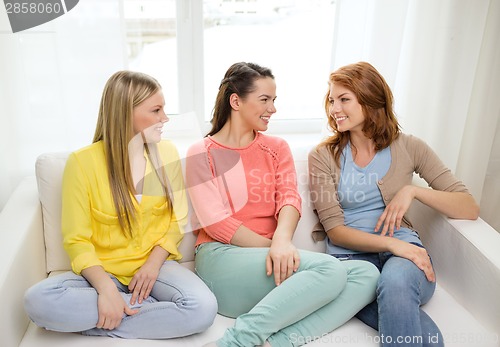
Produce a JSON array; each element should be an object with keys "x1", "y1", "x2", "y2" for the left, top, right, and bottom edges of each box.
[{"x1": 326, "y1": 143, "x2": 421, "y2": 255}]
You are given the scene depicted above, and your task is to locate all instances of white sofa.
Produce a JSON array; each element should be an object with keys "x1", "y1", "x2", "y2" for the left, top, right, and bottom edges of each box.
[{"x1": 1, "y1": 139, "x2": 500, "y2": 347}]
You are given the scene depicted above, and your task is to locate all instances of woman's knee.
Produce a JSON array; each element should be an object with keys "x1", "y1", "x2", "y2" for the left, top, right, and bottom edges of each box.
[
  {"x1": 300, "y1": 251, "x2": 347, "y2": 277},
  {"x1": 24, "y1": 273, "x2": 98, "y2": 331},
  {"x1": 24, "y1": 282, "x2": 47, "y2": 322},
  {"x1": 347, "y1": 260, "x2": 380, "y2": 286},
  {"x1": 377, "y1": 262, "x2": 428, "y2": 307},
  {"x1": 193, "y1": 291, "x2": 218, "y2": 332},
  {"x1": 24, "y1": 279, "x2": 68, "y2": 326},
  {"x1": 378, "y1": 258, "x2": 424, "y2": 292},
  {"x1": 186, "y1": 281, "x2": 218, "y2": 332}
]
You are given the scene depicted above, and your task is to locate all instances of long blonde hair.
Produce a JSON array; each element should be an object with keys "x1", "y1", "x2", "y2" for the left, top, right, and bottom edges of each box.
[
  {"x1": 93, "y1": 71, "x2": 168, "y2": 235},
  {"x1": 320, "y1": 62, "x2": 401, "y2": 165}
]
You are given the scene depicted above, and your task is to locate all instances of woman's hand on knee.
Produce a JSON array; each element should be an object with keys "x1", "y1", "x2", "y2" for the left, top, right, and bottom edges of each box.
[
  {"x1": 96, "y1": 287, "x2": 138, "y2": 330},
  {"x1": 128, "y1": 262, "x2": 160, "y2": 305},
  {"x1": 388, "y1": 239, "x2": 435, "y2": 282},
  {"x1": 266, "y1": 240, "x2": 300, "y2": 286}
]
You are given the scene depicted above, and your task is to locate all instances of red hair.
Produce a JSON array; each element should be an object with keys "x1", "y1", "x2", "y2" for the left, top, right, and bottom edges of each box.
[{"x1": 320, "y1": 61, "x2": 400, "y2": 165}]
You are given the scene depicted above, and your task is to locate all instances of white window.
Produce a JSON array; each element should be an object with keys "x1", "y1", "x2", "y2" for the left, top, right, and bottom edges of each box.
[
  {"x1": 123, "y1": 0, "x2": 335, "y2": 134},
  {"x1": 123, "y1": 0, "x2": 179, "y2": 114}
]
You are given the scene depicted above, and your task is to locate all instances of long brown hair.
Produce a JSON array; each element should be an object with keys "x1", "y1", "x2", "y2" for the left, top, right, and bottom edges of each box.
[
  {"x1": 93, "y1": 71, "x2": 166, "y2": 235},
  {"x1": 207, "y1": 62, "x2": 274, "y2": 136},
  {"x1": 321, "y1": 61, "x2": 401, "y2": 165}
]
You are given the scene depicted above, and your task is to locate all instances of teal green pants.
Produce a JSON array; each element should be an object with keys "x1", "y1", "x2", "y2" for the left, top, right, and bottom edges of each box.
[{"x1": 195, "y1": 242, "x2": 379, "y2": 347}]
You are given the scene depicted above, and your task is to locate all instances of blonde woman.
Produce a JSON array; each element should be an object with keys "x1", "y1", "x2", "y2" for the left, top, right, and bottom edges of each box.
[{"x1": 24, "y1": 71, "x2": 217, "y2": 339}]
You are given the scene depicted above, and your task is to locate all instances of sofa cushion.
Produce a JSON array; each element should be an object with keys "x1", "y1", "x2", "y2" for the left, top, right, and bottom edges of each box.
[
  {"x1": 291, "y1": 151, "x2": 324, "y2": 253},
  {"x1": 35, "y1": 152, "x2": 71, "y2": 273}
]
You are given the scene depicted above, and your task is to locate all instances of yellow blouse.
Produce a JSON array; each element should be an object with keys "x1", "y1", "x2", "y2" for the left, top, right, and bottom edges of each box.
[{"x1": 61, "y1": 140, "x2": 187, "y2": 285}]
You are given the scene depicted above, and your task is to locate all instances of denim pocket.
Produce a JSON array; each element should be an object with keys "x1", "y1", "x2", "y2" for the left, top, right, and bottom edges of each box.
[{"x1": 331, "y1": 254, "x2": 352, "y2": 261}]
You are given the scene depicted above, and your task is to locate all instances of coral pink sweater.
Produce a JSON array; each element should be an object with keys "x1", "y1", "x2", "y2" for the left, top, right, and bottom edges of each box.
[{"x1": 186, "y1": 132, "x2": 302, "y2": 247}]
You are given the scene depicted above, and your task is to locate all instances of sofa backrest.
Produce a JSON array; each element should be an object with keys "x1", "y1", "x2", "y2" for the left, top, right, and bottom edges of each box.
[
  {"x1": 290, "y1": 146, "x2": 325, "y2": 253},
  {"x1": 35, "y1": 144, "x2": 323, "y2": 274},
  {"x1": 35, "y1": 152, "x2": 72, "y2": 272}
]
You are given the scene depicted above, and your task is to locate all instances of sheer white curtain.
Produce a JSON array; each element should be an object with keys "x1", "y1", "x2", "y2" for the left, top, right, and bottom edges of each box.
[
  {"x1": 0, "y1": 0, "x2": 126, "y2": 210},
  {"x1": 331, "y1": 0, "x2": 500, "y2": 231},
  {"x1": 1, "y1": 0, "x2": 499, "y2": 231}
]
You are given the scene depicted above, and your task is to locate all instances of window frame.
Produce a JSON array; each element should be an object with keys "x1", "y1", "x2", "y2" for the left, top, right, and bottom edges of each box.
[{"x1": 176, "y1": 0, "x2": 327, "y2": 135}]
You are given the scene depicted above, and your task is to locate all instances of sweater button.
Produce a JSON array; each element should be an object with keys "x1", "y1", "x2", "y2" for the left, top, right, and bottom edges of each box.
[{"x1": 378, "y1": 180, "x2": 383, "y2": 185}]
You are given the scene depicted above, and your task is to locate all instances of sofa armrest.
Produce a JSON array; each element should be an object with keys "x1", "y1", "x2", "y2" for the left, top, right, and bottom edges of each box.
[
  {"x1": 407, "y1": 200, "x2": 500, "y2": 336},
  {"x1": 0, "y1": 176, "x2": 47, "y2": 347}
]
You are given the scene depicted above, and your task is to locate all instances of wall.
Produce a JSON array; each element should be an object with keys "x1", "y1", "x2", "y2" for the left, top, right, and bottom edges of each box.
[{"x1": 0, "y1": 0, "x2": 126, "y2": 211}]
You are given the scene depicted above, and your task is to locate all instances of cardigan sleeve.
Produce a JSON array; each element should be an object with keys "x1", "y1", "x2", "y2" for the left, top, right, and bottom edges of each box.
[
  {"x1": 185, "y1": 141, "x2": 243, "y2": 244},
  {"x1": 308, "y1": 146, "x2": 345, "y2": 240},
  {"x1": 405, "y1": 135, "x2": 469, "y2": 193}
]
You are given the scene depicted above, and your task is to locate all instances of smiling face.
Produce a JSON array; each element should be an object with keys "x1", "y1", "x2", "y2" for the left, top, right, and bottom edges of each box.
[
  {"x1": 132, "y1": 90, "x2": 168, "y2": 143},
  {"x1": 327, "y1": 83, "x2": 365, "y2": 134},
  {"x1": 233, "y1": 77, "x2": 277, "y2": 132}
]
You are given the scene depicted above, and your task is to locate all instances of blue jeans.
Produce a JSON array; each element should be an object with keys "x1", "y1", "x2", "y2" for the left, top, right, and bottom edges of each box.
[
  {"x1": 196, "y1": 242, "x2": 380, "y2": 347},
  {"x1": 24, "y1": 260, "x2": 217, "y2": 339},
  {"x1": 333, "y1": 250, "x2": 444, "y2": 347}
]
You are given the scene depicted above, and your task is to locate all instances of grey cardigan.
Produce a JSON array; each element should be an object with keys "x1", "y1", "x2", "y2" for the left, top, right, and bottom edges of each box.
[{"x1": 308, "y1": 133, "x2": 470, "y2": 241}]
